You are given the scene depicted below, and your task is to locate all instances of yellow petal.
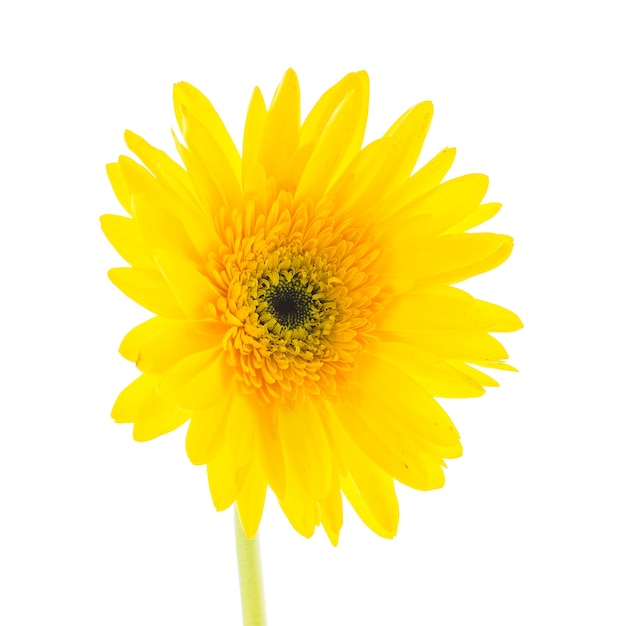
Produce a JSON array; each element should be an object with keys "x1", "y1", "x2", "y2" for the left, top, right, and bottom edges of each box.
[
  {"x1": 177, "y1": 351, "x2": 229, "y2": 411},
  {"x1": 327, "y1": 408, "x2": 399, "y2": 537},
  {"x1": 176, "y1": 104, "x2": 242, "y2": 209},
  {"x1": 330, "y1": 101, "x2": 433, "y2": 216},
  {"x1": 137, "y1": 320, "x2": 224, "y2": 375},
  {"x1": 333, "y1": 390, "x2": 430, "y2": 490},
  {"x1": 116, "y1": 155, "x2": 157, "y2": 200},
  {"x1": 119, "y1": 155, "x2": 215, "y2": 263},
  {"x1": 119, "y1": 316, "x2": 175, "y2": 363},
  {"x1": 320, "y1": 478, "x2": 343, "y2": 546},
  {"x1": 451, "y1": 362, "x2": 500, "y2": 387},
  {"x1": 173, "y1": 81, "x2": 242, "y2": 186},
  {"x1": 301, "y1": 71, "x2": 367, "y2": 143},
  {"x1": 225, "y1": 387, "x2": 258, "y2": 468},
  {"x1": 133, "y1": 385, "x2": 190, "y2": 442},
  {"x1": 340, "y1": 475, "x2": 396, "y2": 539},
  {"x1": 394, "y1": 232, "x2": 514, "y2": 284},
  {"x1": 278, "y1": 473, "x2": 320, "y2": 538},
  {"x1": 375, "y1": 148, "x2": 457, "y2": 218},
  {"x1": 242, "y1": 87, "x2": 267, "y2": 196},
  {"x1": 131, "y1": 194, "x2": 202, "y2": 265},
  {"x1": 345, "y1": 462, "x2": 398, "y2": 539},
  {"x1": 124, "y1": 130, "x2": 200, "y2": 209},
  {"x1": 157, "y1": 349, "x2": 220, "y2": 408},
  {"x1": 108, "y1": 267, "x2": 185, "y2": 318},
  {"x1": 171, "y1": 132, "x2": 225, "y2": 220},
  {"x1": 258, "y1": 68, "x2": 300, "y2": 187},
  {"x1": 378, "y1": 286, "x2": 517, "y2": 334},
  {"x1": 376, "y1": 340, "x2": 486, "y2": 398},
  {"x1": 404, "y1": 331, "x2": 511, "y2": 363},
  {"x1": 328, "y1": 137, "x2": 392, "y2": 213},
  {"x1": 473, "y1": 300, "x2": 523, "y2": 332},
  {"x1": 111, "y1": 373, "x2": 159, "y2": 424},
  {"x1": 333, "y1": 354, "x2": 461, "y2": 490},
  {"x1": 393, "y1": 174, "x2": 490, "y2": 238},
  {"x1": 470, "y1": 359, "x2": 519, "y2": 372},
  {"x1": 257, "y1": 413, "x2": 286, "y2": 500},
  {"x1": 445, "y1": 202, "x2": 503, "y2": 234},
  {"x1": 186, "y1": 407, "x2": 228, "y2": 465},
  {"x1": 207, "y1": 444, "x2": 240, "y2": 511},
  {"x1": 277, "y1": 399, "x2": 333, "y2": 501},
  {"x1": 295, "y1": 89, "x2": 360, "y2": 204},
  {"x1": 106, "y1": 162, "x2": 132, "y2": 216},
  {"x1": 380, "y1": 100, "x2": 433, "y2": 192},
  {"x1": 236, "y1": 452, "x2": 267, "y2": 539},
  {"x1": 153, "y1": 248, "x2": 219, "y2": 320},
  {"x1": 300, "y1": 70, "x2": 369, "y2": 187},
  {"x1": 100, "y1": 214, "x2": 154, "y2": 269}
]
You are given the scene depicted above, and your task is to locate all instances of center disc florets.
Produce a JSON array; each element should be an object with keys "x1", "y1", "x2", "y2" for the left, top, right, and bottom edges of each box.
[{"x1": 262, "y1": 277, "x2": 316, "y2": 330}]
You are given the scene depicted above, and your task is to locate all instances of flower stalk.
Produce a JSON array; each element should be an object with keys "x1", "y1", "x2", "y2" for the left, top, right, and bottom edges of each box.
[{"x1": 234, "y1": 507, "x2": 267, "y2": 626}]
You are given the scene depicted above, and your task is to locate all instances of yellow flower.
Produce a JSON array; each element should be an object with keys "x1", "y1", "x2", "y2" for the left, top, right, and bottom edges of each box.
[{"x1": 102, "y1": 69, "x2": 522, "y2": 544}]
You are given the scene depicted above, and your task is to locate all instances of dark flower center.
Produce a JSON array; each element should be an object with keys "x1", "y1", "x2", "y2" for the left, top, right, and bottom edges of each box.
[{"x1": 264, "y1": 278, "x2": 315, "y2": 330}]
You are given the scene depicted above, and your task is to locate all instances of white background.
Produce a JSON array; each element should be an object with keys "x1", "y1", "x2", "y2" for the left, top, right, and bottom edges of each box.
[{"x1": 1, "y1": 1, "x2": 625, "y2": 624}]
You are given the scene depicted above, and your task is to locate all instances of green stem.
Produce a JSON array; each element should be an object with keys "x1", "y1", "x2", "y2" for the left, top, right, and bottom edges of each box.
[{"x1": 234, "y1": 507, "x2": 267, "y2": 626}]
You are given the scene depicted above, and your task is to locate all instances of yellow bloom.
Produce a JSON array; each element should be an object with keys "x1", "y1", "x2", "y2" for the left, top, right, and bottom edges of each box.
[{"x1": 102, "y1": 69, "x2": 522, "y2": 544}]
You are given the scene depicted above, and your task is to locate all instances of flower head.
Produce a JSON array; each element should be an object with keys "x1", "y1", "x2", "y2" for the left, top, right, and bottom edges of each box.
[{"x1": 102, "y1": 69, "x2": 522, "y2": 544}]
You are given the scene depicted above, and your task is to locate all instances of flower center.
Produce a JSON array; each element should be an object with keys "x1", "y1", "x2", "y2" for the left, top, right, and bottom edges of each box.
[
  {"x1": 216, "y1": 192, "x2": 384, "y2": 404},
  {"x1": 264, "y1": 278, "x2": 315, "y2": 330}
]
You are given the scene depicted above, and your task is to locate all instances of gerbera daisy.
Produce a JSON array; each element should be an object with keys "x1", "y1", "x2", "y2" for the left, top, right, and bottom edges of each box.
[{"x1": 102, "y1": 69, "x2": 521, "y2": 545}]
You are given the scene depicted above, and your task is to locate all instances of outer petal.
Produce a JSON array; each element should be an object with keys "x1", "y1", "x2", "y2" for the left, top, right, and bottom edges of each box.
[
  {"x1": 277, "y1": 399, "x2": 333, "y2": 501},
  {"x1": 112, "y1": 374, "x2": 189, "y2": 441},
  {"x1": 119, "y1": 152, "x2": 217, "y2": 260},
  {"x1": 106, "y1": 162, "x2": 133, "y2": 215},
  {"x1": 380, "y1": 101, "x2": 434, "y2": 192},
  {"x1": 108, "y1": 268, "x2": 185, "y2": 318},
  {"x1": 236, "y1": 451, "x2": 267, "y2": 538},
  {"x1": 136, "y1": 320, "x2": 225, "y2": 374},
  {"x1": 388, "y1": 174, "x2": 489, "y2": 238},
  {"x1": 374, "y1": 147, "x2": 457, "y2": 218},
  {"x1": 326, "y1": 408, "x2": 399, "y2": 537},
  {"x1": 176, "y1": 104, "x2": 242, "y2": 209},
  {"x1": 327, "y1": 137, "x2": 392, "y2": 214},
  {"x1": 132, "y1": 385, "x2": 190, "y2": 442},
  {"x1": 445, "y1": 202, "x2": 503, "y2": 234},
  {"x1": 258, "y1": 68, "x2": 300, "y2": 187},
  {"x1": 242, "y1": 87, "x2": 267, "y2": 195},
  {"x1": 300, "y1": 70, "x2": 369, "y2": 187},
  {"x1": 294, "y1": 89, "x2": 361, "y2": 204},
  {"x1": 320, "y1": 474, "x2": 343, "y2": 546},
  {"x1": 157, "y1": 349, "x2": 226, "y2": 412},
  {"x1": 177, "y1": 352, "x2": 230, "y2": 411},
  {"x1": 100, "y1": 214, "x2": 154, "y2": 269},
  {"x1": 185, "y1": 406, "x2": 228, "y2": 466},
  {"x1": 153, "y1": 248, "x2": 219, "y2": 320},
  {"x1": 111, "y1": 374, "x2": 159, "y2": 424},
  {"x1": 333, "y1": 352, "x2": 462, "y2": 491},
  {"x1": 207, "y1": 444, "x2": 241, "y2": 511},
  {"x1": 119, "y1": 316, "x2": 176, "y2": 363},
  {"x1": 375, "y1": 340, "x2": 486, "y2": 398},
  {"x1": 257, "y1": 411, "x2": 286, "y2": 500},
  {"x1": 124, "y1": 130, "x2": 200, "y2": 209},
  {"x1": 116, "y1": 156, "x2": 158, "y2": 201},
  {"x1": 173, "y1": 81, "x2": 242, "y2": 187},
  {"x1": 378, "y1": 286, "x2": 522, "y2": 334},
  {"x1": 404, "y1": 331, "x2": 512, "y2": 362},
  {"x1": 132, "y1": 194, "x2": 203, "y2": 265},
  {"x1": 225, "y1": 390, "x2": 258, "y2": 468},
  {"x1": 278, "y1": 473, "x2": 320, "y2": 538},
  {"x1": 391, "y1": 232, "x2": 514, "y2": 285}
]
